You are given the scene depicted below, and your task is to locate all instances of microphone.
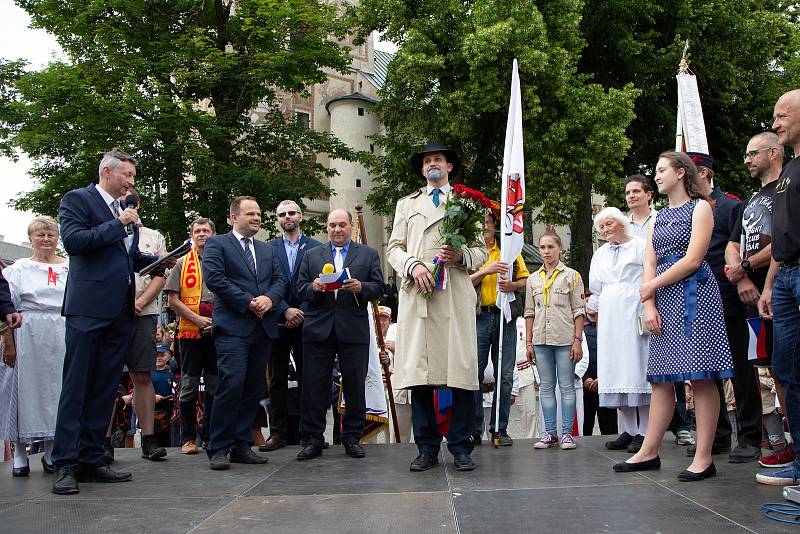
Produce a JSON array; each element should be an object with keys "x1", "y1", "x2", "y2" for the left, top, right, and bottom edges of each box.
[{"x1": 123, "y1": 197, "x2": 138, "y2": 235}]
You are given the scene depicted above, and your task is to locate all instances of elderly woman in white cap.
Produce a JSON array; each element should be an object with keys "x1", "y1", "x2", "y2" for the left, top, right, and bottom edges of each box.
[{"x1": 586, "y1": 207, "x2": 651, "y2": 454}]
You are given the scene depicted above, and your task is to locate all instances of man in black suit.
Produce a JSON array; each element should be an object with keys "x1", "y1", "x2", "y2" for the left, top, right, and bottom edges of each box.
[
  {"x1": 202, "y1": 196, "x2": 288, "y2": 470},
  {"x1": 262, "y1": 200, "x2": 321, "y2": 451},
  {"x1": 296, "y1": 209, "x2": 384, "y2": 460},
  {"x1": 52, "y1": 148, "x2": 171, "y2": 495}
]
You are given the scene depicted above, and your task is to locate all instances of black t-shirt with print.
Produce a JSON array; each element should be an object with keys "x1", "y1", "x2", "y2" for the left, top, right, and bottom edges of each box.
[
  {"x1": 729, "y1": 180, "x2": 776, "y2": 291},
  {"x1": 772, "y1": 156, "x2": 800, "y2": 262}
]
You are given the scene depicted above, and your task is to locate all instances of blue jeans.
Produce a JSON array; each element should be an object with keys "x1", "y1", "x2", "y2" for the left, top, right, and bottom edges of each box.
[
  {"x1": 771, "y1": 264, "x2": 800, "y2": 471},
  {"x1": 535, "y1": 344, "x2": 576, "y2": 435},
  {"x1": 474, "y1": 312, "x2": 517, "y2": 433}
]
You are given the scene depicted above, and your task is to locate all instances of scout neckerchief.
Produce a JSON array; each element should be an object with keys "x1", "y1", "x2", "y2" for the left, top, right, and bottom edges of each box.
[
  {"x1": 177, "y1": 246, "x2": 203, "y2": 339},
  {"x1": 539, "y1": 266, "x2": 561, "y2": 306}
]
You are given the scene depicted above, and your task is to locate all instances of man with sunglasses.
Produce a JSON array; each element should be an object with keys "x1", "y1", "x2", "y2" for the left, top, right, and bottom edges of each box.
[
  {"x1": 726, "y1": 132, "x2": 788, "y2": 468},
  {"x1": 263, "y1": 201, "x2": 321, "y2": 451}
]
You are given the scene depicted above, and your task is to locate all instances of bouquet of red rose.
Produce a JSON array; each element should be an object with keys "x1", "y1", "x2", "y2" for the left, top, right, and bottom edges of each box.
[{"x1": 421, "y1": 183, "x2": 491, "y2": 298}]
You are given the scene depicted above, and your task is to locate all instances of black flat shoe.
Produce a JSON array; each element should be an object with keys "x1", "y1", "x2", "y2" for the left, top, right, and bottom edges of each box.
[
  {"x1": 410, "y1": 452, "x2": 438, "y2": 472},
  {"x1": 52, "y1": 467, "x2": 79, "y2": 495},
  {"x1": 613, "y1": 456, "x2": 661, "y2": 472},
  {"x1": 297, "y1": 444, "x2": 323, "y2": 461},
  {"x1": 209, "y1": 451, "x2": 230, "y2": 470},
  {"x1": 626, "y1": 435, "x2": 645, "y2": 453},
  {"x1": 41, "y1": 456, "x2": 55, "y2": 474},
  {"x1": 12, "y1": 461, "x2": 30, "y2": 477},
  {"x1": 678, "y1": 462, "x2": 716, "y2": 481},
  {"x1": 343, "y1": 443, "x2": 366, "y2": 458}
]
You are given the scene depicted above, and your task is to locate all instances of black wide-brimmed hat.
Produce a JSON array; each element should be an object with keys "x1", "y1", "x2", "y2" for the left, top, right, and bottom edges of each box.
[{"x1": 409, "y1": 140, "x2": 462, "y2": 180}]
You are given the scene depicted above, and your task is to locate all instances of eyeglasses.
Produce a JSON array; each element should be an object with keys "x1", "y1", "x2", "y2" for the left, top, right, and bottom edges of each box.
[
  {"x1": 743, "y1": 147, "x2": 773, "y2": 161},
  {"x1": 277, "y1": 210, "x2": 298, "y2": 218}
]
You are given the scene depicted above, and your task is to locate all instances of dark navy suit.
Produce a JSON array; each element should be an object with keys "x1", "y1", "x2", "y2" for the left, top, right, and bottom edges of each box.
[
  {"x1": 202, "y1": 232, "x2": 288, "y2": 457},
  {"x1": 296, "y1": 241, "x2": 383, "y2": 447},
  {"x1": 266, "y1": 235, "x2": 321, "y2": 441},
  {"x1": 52, "y1": 184, "x2": 158, "y2": 469},
  {"x1": 0, "y1": 271, "x2": 15, "y2": 315}
]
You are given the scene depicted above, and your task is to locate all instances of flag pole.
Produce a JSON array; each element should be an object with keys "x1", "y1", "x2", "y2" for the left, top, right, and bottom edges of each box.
[
  {"x1": 355, "y1": 203, "x2": 401, "y2": 443},
  {"x1": 493, "y1": 58, "x2": 526, "y2": 447}
]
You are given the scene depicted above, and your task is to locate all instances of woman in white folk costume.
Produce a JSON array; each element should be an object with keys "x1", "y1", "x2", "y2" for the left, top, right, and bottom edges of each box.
[
  {"x1": 0, "y1": 216, "x2": 69, "y2": 477},
  {"x1": 525, "y1": 231, "x2": 585, "y2": 450},
  {"x1": 587, "y1": 207, "x2": 651, "y2": 453}
]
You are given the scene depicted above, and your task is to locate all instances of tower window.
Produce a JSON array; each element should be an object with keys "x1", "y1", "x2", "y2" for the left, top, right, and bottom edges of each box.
[
  {"x1": 356, "y1": 179, "x2": 362, "y2": 188},
  {"x1": 295, "y1": 111, "x2": 310, "y2": 129},
  {"x1": 358, "y1": 107, "x2": 365, "y2": 116}
]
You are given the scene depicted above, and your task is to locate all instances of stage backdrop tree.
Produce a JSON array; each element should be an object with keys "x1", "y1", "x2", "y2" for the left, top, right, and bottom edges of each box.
[
  {"x1": 351, "y1": 0, "x2": 638, "y2": 278},
  {"x1": 578, "y1": 0, "x2": 800, "y2": 200},
  {"x1": 0, "y1": 0, "x2": 359, "y2": 245}
]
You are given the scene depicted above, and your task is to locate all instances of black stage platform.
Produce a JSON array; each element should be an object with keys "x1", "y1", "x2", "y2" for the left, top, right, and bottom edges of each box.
[{"x1": 0, "y1": 436, "x2": 791, "y2": 533}]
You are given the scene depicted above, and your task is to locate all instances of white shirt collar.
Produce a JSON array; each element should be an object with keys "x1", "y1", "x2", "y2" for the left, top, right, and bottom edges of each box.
[
  {"x1": 231, "y1": 229, "x2": 252, "y2": 244},
  {"x1": 96, "y1": 183, "x2": 117, "y2": 208},
  {"x1": 426, "y1": 183, "x2": 452, "y2": 196}
]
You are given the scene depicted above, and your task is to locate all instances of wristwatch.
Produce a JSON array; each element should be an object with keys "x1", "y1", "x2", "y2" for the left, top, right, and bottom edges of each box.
[{"x1": 740, "y1": 258, "x2": 753, "y2": 274}]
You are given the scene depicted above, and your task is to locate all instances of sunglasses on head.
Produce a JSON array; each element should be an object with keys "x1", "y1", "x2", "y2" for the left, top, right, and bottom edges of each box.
[{"x1": 277, "y1": 210, "x2": 298, "y2": 218}]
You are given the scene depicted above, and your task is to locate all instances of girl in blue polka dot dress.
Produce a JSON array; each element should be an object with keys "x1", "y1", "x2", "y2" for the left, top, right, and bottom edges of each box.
[{"x1": 613, "y1": 151, "x2": 733, "y2": 481}]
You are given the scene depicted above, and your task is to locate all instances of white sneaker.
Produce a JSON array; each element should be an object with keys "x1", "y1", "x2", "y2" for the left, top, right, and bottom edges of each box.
[
  {"x1": 675, "y1": 430, "x2": 695, "y2": 446},
  {"x1": 560, "y1": 433, "x2": 577, "y2": 450},
  {"x1": 534, "y1": 432, "x2": 559, "y2": 449}
]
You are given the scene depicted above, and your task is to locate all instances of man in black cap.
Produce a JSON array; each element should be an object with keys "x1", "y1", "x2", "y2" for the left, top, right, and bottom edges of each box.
[
  {"x1": 386, "y1": 141, "x2": 488, "y2": 472},
  {"x1": 687, "y1": 151, "x2": 763, "y2": 463}
]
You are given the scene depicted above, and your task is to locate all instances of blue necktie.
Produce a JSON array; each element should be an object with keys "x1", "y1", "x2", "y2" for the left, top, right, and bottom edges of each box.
[
  {"x1": 432, "y1": 188, "x2": 441, "y2": 207},
  {"x1": 241, "y1": 237, "x2": 256, "y2": 274}
]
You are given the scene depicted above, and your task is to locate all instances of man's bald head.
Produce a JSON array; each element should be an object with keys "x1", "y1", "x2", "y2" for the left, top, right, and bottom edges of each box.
[{"x1": 773, "y1": 89, "x2": 800, "y2": 149}]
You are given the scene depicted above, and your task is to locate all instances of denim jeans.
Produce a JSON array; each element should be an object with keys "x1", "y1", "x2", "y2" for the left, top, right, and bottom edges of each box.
[
  {"x1": 534, "y1": 344, "x2": 576, "y2": 435},
  {"x1": 474, "y1": 312, "x2": 517, "y2": 433},
  {"x1": 771, "y1": 264, "x2": 800, "y2": 470}
]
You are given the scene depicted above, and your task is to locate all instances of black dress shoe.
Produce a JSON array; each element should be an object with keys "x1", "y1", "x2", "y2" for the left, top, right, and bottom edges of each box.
[
  {"x1": 677, "y1": 462, "x2": 716, "y2": 481},
  {"x1": 77, "y1": 464, "x2": 132, "y2": 483},
  {"x1": 41, "y1": 456, "x2": 55, "y2": 474},
  {"x1": 103, "y1": 439, "x2": 115, "y2": 465},
  {"x1": 453, "y1": 453, "x2": 475, "y2": 471},
  {"x1": 297, "y1": 444, "x2": 323, "y2": 461},
  {"x1": 52, "y1": 467, "x2": 79, "y2": 495},
  {"x1": 613, "y1": 456, "x2": 661, "y2": 472},
  {"x1": 230, "y1": 448, "x2": 269, "y2": 464},
  {"x1": 686, "y1": 443, "x2": 730, "y2": 457},
  {"x1": 209, "y1": 451, "x2": 230, "y2": 470},
  {"x1": 258, "y1": 434, "x2": 286, "y2": 452},
  {"x1": 141, "y1": 434, "x2": 167, "y2": 461},
  {"x1": 605, "y1": 432, "x2": 634, "y2": 450},
  {"x1": 410, "y1": 452, "x2": 438, "y2": 472},
  {"x1": 12, "y1": 460, "x2": 30, "y2": 477},
  {"x1": 626, "y1": 435, "x2": 645, "y2": 453},
  {"x1": 343, "y1": 443, "x2": 366, "y2": 458}
]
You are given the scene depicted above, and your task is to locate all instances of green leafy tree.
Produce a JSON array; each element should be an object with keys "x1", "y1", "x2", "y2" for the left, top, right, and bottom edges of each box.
[
  {"x1": 0, "y1": 0, "x2": 358, "y2": 245},
  {"x1": 351, "y1": 0, "x2": 639, "y2": 278},
  {"x1": 578, "y1": 0, "x2": 800, "y2": 199}
]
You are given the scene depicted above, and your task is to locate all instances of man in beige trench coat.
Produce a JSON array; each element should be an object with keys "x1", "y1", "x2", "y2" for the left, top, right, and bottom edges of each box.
[{"x1": 387, "y1": 141, "x2": 488, "y2": 472}]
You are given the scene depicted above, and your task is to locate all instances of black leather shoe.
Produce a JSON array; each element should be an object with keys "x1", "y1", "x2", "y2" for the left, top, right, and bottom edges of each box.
[
  {"x1": 678, "y1": 462, "x2": 716, "y2": 481},
  {"x1": 209, "y1": 451, "x2": 230, "y2": 470},
  {"x1": 77, "y1": 464, "x2": 132, "y2": 483},
  {"x1": 52, "y1": 467, "x2": 79, "y2": 495},
  {"x1": 41, "y1": 456, "x2": 55, "y2": 474},
  {"x1": 343, "y1": 443, "x2": 366, "y2": 458},
  {"x1": 605, "y1": 432, "x2": 634, "y2": 450},
  {"x1": 626, "y1": 435, "x2": 645, "y2": 453},
  {"x1": 230, "y1": 448, "x2": 269, "y2": 464},
  {"x1": 141, "y1": 434, "x2": 167, "y2": 461},
  {"x1": 103, "y1": 439, "x2": 115, "y2": 465},
  {"x1": 453, "y1": 453, "x2": 475, "y2": 471},
  {"x1": 297, "y1": 444, "x2": 323, "y2": 461},
  {"x1": 687, "y1": 443, "x2": 731, "y2": 457},
  {"x1": 410, "y1": 452, "x2": 438, "y2": 472},
  {"x1": 12, "y1": 460, "x2": 30, "y2": 477},
  {"x1": 613, "y1": 456, "x2": 661, "y2": 472},
  {"x1": 259, "y1": 434, "x2": 286, "y2": 452}
]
